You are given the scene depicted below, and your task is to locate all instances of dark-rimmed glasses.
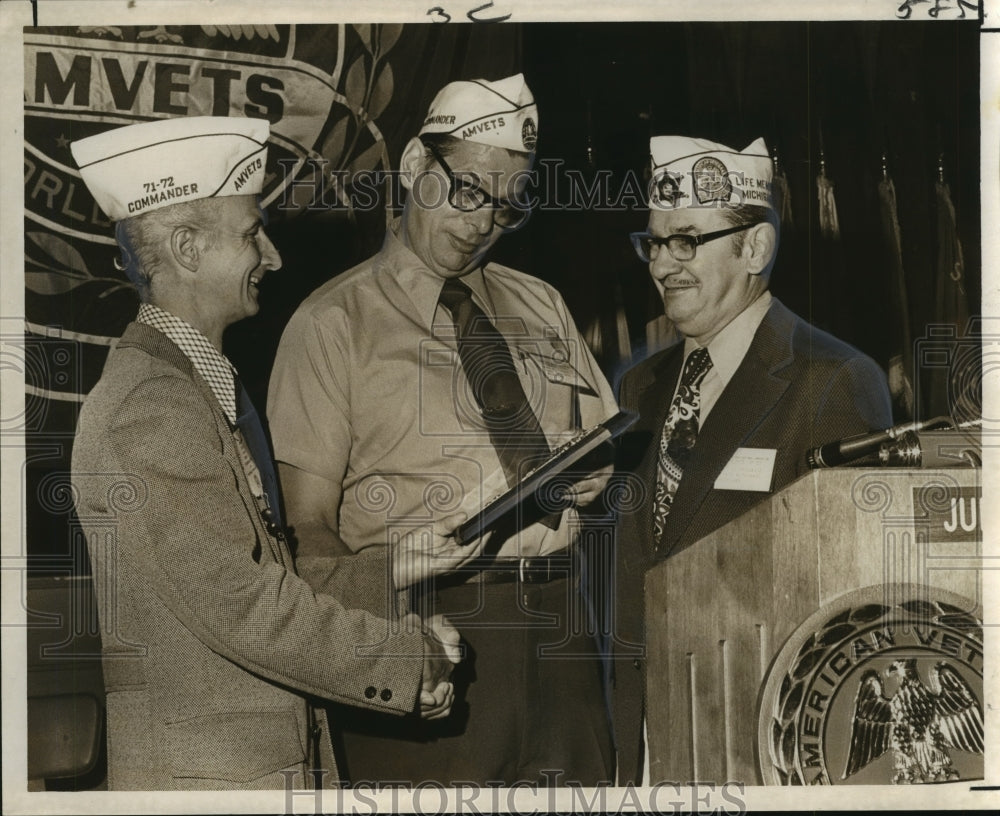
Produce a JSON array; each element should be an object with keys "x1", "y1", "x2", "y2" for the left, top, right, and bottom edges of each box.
[
  {"x1": 420, "y1": 138, "x2": 531, "y2": 231},
  {"x1": 630, "y1": 222, "x2": 756, "y2": 263}
]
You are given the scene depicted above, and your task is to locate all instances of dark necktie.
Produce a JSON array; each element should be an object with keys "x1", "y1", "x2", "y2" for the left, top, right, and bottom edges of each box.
[
  {"x1": 438, "y1": 279, "x2": 554, "y2": 491},
  {"x1": 652, "y1": 346, "x2": 713, "y2": 544},
  {"x1": 234, "y1": 376, "x2": 283, "y2": 529}
]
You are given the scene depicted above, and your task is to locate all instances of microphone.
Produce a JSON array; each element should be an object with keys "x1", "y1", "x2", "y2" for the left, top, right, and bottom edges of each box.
[
  {"x1": 805, "y1": 416, "x2": 955, "y2": 469},
  {"x1": 878, "y1": 420, "x2": 982, "y2": 468}
]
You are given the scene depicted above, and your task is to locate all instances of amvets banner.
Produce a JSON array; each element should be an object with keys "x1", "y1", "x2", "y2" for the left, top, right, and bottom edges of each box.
[{"x1": 21, "y1": 23, "x2": 520, "y2": 558}]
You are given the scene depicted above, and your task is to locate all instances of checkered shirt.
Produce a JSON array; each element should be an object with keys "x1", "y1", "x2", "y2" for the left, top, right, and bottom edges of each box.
[{"x1": 136, "y1": 304, "x2": 238, "y2": 425}]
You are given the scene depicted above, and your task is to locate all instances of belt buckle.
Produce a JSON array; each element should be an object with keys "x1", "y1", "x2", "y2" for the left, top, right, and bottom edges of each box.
[{"x1": 519, "y1": 556, "x2": 549, "y2": 584}]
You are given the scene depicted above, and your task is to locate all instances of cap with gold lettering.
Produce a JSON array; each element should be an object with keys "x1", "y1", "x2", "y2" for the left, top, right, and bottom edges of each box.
[
  {"x1": 418, "y1": 73, "x2": 538, "y2": 153},
  {"x1": 70, "y1": 116, "x2": 269, "y2": 221},
  {"x1": 648, "y1": 135, "x2": 774, "y2": 211}
]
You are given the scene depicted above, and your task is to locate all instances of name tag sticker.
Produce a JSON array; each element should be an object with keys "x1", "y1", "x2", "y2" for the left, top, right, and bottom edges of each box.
[{"x1": 714, "y1": 447, "x2": 777, "y2": 492}]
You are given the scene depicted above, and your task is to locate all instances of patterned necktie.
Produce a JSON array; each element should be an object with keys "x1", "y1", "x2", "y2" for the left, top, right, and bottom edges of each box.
[
  {"x1": 652, "y1": 346, "x2": 713, "y2": 545},
  {"x1": 438, "y1": 279, "x2": 555, "y2": 490}
]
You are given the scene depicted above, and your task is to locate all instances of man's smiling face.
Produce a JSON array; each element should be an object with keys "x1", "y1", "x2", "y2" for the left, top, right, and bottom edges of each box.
[
  {"x1": 194, "y1": 195, "x2": 282, "y2": 329},
  {"x1": 646, "y1": 206, "x2": 762, "y2": 346}
]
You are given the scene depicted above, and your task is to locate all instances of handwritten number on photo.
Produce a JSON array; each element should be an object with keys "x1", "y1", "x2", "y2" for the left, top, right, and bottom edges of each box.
[{"x1": 427, "y1": 2, "x2": 513, "y2": 23}]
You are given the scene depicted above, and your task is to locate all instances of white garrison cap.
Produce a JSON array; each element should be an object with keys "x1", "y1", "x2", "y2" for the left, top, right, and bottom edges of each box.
[
  {"x1": 648, "y1": 136, "x2": 774, "y2": 211},
  {"x1": 418, "y1": 73, "x2": 538, "y2": 153},
  {"x1": 71, "y1": 116, "x2": 269, "y2": 221}
]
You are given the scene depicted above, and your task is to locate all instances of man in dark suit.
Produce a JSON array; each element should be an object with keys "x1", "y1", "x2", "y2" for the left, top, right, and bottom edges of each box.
[
  {"x1": 69, "y1": 115, "x2": 479, "y2": 790},
  {"x1": 610, "y1": 135, "x2": 893, "y2": 784}
]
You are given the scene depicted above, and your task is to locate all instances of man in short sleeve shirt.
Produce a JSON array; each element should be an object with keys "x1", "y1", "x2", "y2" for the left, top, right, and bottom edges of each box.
[{"x1": 268, "y1": 75, "x2": 618, "y2": 785}]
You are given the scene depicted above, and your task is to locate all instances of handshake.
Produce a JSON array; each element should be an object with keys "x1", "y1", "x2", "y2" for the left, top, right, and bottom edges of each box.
[
  {"x1": 416, "y1": 611, "x2": 463, "y2": 720},
  {"x1": 391, "y1": 511, "x2": 480, "y2": 722}
]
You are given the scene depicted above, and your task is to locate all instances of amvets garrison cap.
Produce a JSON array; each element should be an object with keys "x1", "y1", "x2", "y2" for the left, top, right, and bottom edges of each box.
[
  {"x1": 648, "y1": 136, "x2": 773, "y2": 211},
  {"x1": 71, "y1": 116, "x2": 269, "y2": 221},
  {"x1": 418, "y1": 73, "x2": 538, "y2": 153}
]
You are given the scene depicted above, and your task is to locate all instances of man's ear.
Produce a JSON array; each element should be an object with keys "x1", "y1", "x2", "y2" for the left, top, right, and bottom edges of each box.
[
  {"x1": 744, "y1": 221, "x2": 777, "y2": 277},
  {"x1": 399, "y1": 137, "x2": 428, "y2": 192},
  {"x1": 170, "y1": 225, "x2": 201, "y2": 273}
]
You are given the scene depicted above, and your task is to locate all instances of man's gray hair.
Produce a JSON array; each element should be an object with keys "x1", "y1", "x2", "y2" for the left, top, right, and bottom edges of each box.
[{"x1": 114, "y1": 199, "x2": 219, "y2": 301}]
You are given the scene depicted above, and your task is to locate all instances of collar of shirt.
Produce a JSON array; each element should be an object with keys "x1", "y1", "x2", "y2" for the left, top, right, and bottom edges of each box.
[
  {"x1": 681, "y1": 290, "x2": 772, "y2": 423},
  {"x1": 379, "y1": 218, "x2": 494, "y2": 332},
  {"x1": 136, "y1": 303, "x2": 239, "y2": 425}
]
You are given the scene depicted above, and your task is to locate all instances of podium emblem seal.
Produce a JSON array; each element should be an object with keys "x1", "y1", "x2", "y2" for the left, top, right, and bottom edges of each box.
[{"x1": 757, "y1": 584, "x2": 983, "y2": 785}]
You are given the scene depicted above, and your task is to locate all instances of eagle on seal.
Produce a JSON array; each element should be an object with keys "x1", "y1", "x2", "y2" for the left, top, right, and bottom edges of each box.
[{"x1": 843, "y1": 658, "x2": 983, "y2": 783}]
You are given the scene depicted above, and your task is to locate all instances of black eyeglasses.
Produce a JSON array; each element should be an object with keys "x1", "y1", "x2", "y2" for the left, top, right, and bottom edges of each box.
[
  {"x1": 420, "y1": 138, "x2": 531, "y2": 231},
  {"x1": 630, "y1": 222, "x2": 756, "y2": 263}
]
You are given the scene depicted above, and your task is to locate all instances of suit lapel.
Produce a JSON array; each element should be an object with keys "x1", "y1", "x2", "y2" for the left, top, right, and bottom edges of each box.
[
  {"x1": 119, "y1": 323, "x2": 234, "y2": 441},
  {"x1": 660, "y1": 301, "x2": 797, "y2": 555},
  {"x1": 118, "y1": 322, "x2": 289, "y2": 567},
  {"x1": 118, "y1": 321, "x2": 195, "y2": 378}
]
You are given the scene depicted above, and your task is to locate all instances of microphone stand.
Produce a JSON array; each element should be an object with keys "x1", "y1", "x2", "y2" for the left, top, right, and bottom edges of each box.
[{"x1": 806, "y1": 416, "x2": 980, "y2": 469}]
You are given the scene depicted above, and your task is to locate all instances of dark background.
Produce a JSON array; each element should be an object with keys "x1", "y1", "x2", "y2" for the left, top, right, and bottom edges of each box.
[
  {"x1": 26, "y1": 20, "x2": 981, "y2": 565},
  {"x1": 241, "y1": 20, "x2": 980, "y2": 409}
]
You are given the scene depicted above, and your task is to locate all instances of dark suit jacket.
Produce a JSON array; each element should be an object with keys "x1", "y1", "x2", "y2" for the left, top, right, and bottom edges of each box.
[
  {"x1": 72, "y1": 323, "x2": 425, "y2": 790},
  {"x1": 610, "y1": 298, "x2": 892, "y2": 784}
]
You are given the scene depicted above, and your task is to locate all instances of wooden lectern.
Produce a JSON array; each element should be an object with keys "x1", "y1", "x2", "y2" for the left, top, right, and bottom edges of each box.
[{"x1": 644, "y1": 467, "x2": 983, "y2": 785}]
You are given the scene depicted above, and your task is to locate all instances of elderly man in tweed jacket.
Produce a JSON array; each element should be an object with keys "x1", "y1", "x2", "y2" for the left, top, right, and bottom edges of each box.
[{"x1": 69, "y1": 116, "x2": 475, "y2": 790}]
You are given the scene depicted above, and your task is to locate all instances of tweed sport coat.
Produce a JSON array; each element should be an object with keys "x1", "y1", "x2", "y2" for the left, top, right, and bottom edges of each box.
[
  {"x1": 72, "y1": 322, "x2": 425, "y2": 790},
  {"x1": 610, "y1": 297, "x2": 893, "y2": 784}
]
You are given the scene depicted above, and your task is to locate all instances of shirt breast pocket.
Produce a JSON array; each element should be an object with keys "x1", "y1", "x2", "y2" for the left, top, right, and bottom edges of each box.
[{"x1": 516, "y1": 345, "x2": 598, "y2": 432}]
